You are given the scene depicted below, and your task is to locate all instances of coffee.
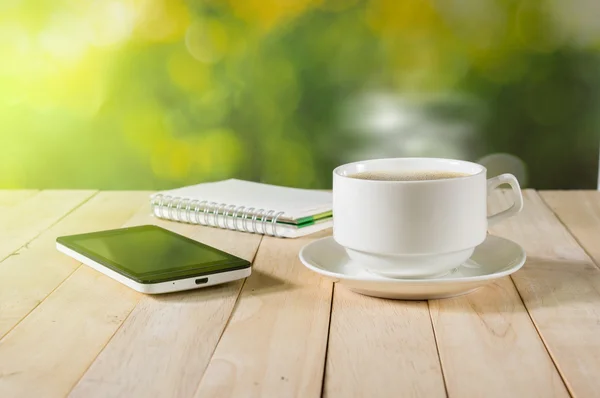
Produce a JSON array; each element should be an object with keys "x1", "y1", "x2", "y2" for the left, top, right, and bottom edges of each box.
[{"x1": 349, "y1": 170, "x2": 470, "y2": 181}]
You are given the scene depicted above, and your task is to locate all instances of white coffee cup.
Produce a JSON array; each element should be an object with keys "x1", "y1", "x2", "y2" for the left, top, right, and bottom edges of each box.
[{"x1": 333, "y1": 158, "x2": 523, "y2": 278}]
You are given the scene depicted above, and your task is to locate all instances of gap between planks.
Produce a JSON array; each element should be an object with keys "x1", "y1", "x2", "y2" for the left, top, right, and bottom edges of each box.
[
  {"x1": 0, "y1": 190, "x2": 97, "y2": 263},
  {"x1": 427, "y1": 300, "x2": 449, "y2": 398},
  {"x1": 487, "y1": 189, "x2": 600, "y2": 397},
  {"x1": 539, "y1": 191, "x2": 600, "y2": 271},
  {"x1": 69, "y1": 216, "x2": 264, "y2": 398},
  {"x1": 4, "y1": 189, "x2": 596, "y2": 397},
  {"x1": 319, "y1": 283, "x2": 335, "y2": 398},
  {"x1": 0, "y1": 192, "x2": 145, "y2": 340},
  {"x1": 191, "y1": 231, "x2": 334, "y2": 398},
  {"x1": 535, "y1": 190, "x2": 600, "y2": 396},
  {"x1": 320, "y1": 189, "x2": 569, "y2": 398},
  {"x1": 428, "y1": 190, "x2": 569, "y2": 398},
  {"x1": 1, "y1": 191, "x2": 262, "y2": 398},
  {"x1": 0, "y1": 192, "x2": 150, "y2": 397}
]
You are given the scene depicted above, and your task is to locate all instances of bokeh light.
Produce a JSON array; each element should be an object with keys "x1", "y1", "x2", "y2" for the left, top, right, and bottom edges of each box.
[{"x1": 0, "y1": 0, "x2": 599, "y2": 189}]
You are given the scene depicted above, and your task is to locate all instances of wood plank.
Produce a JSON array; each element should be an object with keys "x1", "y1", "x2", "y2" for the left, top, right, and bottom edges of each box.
[
  {"x1": 0, "y1": 266, "x2": 140, "y2": 398},
  {"x1": 69, "y1": 221, "x2": 263, "y2": 398},
  {"x1": 485, "y1": 189, "x2": 600, "y2": 397},
  {"x1": 324, "y1": 290, "x2": 445, "y2": 398},
  {"x1": 513, "y1": 190, "x2": 600, "y2": 397},
  {"x1": 0, "y1": 190, "x2": 38, "y2": 209},
  {"x1": 192, "y1": 230, "x2": 333, "y2": 398},
  {"x1": 540, "y1": 190, "x2": 600, "y2": 265},
  {"x1": 430, "y1": 278, "x2": 567, "y2": 397},
  {"x1": 0, "y1": 191, "x2": 149, "y2": 339},
  {"x1": 0, "y1": 192, "x2": 150, "y2": 398},
  {"x1": 429, "y1": 190, "x2": 569, "y2": 398},
  {"x1": 0, "y1": 190, "x2": 95, "y2": 261}
]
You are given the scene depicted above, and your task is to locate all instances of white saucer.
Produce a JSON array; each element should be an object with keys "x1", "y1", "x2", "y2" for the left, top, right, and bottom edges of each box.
[{"x1": 299, "y1": 235, "x2": 526, "y2": 300}]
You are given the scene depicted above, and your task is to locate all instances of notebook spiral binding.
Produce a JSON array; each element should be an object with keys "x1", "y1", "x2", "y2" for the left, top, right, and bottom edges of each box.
[{"x1": 150, "y1": 194, "x2": 286, "y2": 237}]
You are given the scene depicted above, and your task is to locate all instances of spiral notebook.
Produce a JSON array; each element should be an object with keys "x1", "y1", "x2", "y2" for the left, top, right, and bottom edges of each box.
[{"x1": 150, "y1": 179, "x2": 333, "y2": 238}]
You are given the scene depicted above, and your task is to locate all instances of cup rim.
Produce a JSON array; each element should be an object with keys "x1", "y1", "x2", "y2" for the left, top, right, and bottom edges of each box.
[{"x1": 333, "y1": 157, "x2": 486, "y2": 184}]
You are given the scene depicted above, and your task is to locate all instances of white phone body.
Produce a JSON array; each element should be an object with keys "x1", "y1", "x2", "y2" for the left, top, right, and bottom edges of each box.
[{"x1": 56, "y1": 242, "x2": 251, "y2": 294}]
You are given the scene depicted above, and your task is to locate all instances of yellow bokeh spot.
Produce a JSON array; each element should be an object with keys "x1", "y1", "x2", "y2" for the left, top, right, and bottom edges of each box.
[
  {"x1": 186, "y1": 19, "x2": 230, "y2": 63},
  {"x1": 168, "y1": 141, "x2": 192, "y2": 178},
  {"x1": 149, "y1": 128, "x2": 244, "y2": 181},
  {"x1": 87, "y1": 1, "x2": 137, "y2": 47},
  {"x1": 122, "y1": 103, "x2": 167, "y2": 151},
  {"x1": 152, "y1": 139, "x2": 192, "y2": 180},
  {"x1": 23, "y1": 51, "x2": 107, "y2": 116},
  {"x1": 133, "y1": 0, "x2": 190, "y2": 42},
  {"x1": 367, "y1": 0, "x2": 443, "y2": 37},
  {"x1": 367, "y1": 0, "x2": 463, "y2": 91},
  {"x1": 227, "y1": 0, "x2": 320, "y2": 32},
  {"x1": 167, "y1": 48, "x2": 212, "y2": 93},
  {"x1": 191, "y1": 128, "x2": 245, "y2": 177}
]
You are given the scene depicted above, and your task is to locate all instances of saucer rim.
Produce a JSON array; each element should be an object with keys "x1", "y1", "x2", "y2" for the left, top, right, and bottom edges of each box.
[{"x1": 299, "y1": 235, "x2": 526, "y2": 284}]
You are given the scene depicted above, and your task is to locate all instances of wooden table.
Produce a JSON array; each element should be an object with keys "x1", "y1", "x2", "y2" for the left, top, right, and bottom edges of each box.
[{"x1": 1, "y1": 189, "x2": 599, "y2": 397}]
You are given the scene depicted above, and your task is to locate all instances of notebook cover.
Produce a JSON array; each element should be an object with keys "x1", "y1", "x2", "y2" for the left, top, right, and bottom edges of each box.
[{"x1": 153, "y1": 179, "x2": 332, "y2": 222}]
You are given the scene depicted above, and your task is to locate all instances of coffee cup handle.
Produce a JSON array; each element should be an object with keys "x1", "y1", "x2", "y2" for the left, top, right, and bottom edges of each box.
[{"x1": 487, "y1": 173, "x2": 523, "y2": 226}]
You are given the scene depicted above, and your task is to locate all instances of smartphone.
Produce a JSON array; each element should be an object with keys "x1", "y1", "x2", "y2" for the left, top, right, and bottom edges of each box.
[{"x1": 56, "y1": 225, "x2": 251, "y2": 294}]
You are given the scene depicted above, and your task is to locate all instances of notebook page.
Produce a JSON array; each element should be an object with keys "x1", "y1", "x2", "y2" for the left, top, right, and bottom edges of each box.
[{"x1": 154, "y1": 179, "x2": 332, "y2": 220}]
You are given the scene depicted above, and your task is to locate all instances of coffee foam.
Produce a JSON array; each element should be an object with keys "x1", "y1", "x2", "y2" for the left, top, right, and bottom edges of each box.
[{"x1": 349, "y1": 170, "x2": 470, "y2": 181}]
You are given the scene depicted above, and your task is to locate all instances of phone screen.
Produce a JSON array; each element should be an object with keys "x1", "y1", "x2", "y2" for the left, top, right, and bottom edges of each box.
[{"x1": 57, "y1": 225, "x2": 250, "y2": 283}]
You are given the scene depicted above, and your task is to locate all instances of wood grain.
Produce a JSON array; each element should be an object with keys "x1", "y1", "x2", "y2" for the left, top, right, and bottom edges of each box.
[
  {"x1": 0, "y1": 192, "x2": 150, "y2": 398},
  {"x1": 192, "y1": 230, "x2": 333, "y2": 398},
  {"x1": 0, "y1": 194, "x2": 245, "y2": 398},
  {"x1": 429, "y1": 190, "x2": 569, "y2": 398},
  {"x1": 324, "y1": 289, "x2": 445, "y2": 398},
  {"x1": 0, "y1": 191, "x2": 149, "y2": 339},
  {"x1": 0, "y1": 190, "x2": 95, "y2": 261},
  {"x1": 0, "y1": 190, "x2": 37, "y2": 209},
  {"x1": 503, "y1": 190, "x2": 600, "y2": 397},
  {"x1": 5, "y1": 189, "x2": 600, "y2": 398},
  {"x1": 540, "y1": 190, "x2": 600, "y2": 264},
  {"x1": 430, "y1": 278, "x2": 567, "y2": 397},
  {"x1": 0, "y1": 266, "x2": 140, "y2": 398},
  {"x1": 70, "y1": 222, "x2": 263, "y2": 398}
]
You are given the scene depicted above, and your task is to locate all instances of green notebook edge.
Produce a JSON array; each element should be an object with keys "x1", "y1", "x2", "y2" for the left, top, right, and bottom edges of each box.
[{"x1": 287, "y1": 211, "x2": 333, "y2": 228}]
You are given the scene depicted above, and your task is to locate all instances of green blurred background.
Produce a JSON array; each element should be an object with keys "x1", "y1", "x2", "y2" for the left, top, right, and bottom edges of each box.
[{"x1": 1, "y1": 0, "x2": 599, "y2": 190}]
